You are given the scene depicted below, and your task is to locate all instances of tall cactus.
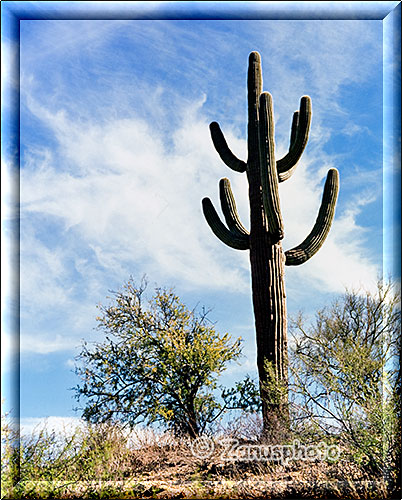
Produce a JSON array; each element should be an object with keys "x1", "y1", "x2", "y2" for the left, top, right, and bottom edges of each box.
[{"x1": 202, "y1": 52, "x2": 339, "y2": 430}]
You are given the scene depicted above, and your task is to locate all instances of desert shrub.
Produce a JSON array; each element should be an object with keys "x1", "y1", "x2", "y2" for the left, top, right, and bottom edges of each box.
[
  {"x1": 1, "y1": 418, "x2": 157, "y2": 498},
  {"x1": 289, "y1": 280, "x2": 400, "y2": 480}
]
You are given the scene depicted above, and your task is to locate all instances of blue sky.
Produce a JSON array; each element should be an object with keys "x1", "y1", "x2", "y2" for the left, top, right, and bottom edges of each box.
[{"x1": 1, "y1": 2, "x2": 400, "y2": 433}]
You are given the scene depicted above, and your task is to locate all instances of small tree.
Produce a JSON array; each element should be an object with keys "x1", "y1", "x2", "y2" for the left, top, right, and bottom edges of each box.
[
  {"x1": 75, "y1": 278, "x2": 260, "y2": 438},
  {"x1": 290, "y1": 280, "x2": 400, "y2": 476}
]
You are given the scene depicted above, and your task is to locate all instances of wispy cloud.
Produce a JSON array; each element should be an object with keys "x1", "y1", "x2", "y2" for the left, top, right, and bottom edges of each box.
[
  {"x1": 16, "y1": 19, "x2": 383, "y2": 355},
  {"x1": 20, "y1": 416, "x2": 85, "y2": 437},
  {"x1": 18, "y1": 98, "x2": 380, "y2": 355},
  {"x1": 21, "y1": 97, "x2": 249, "y2": 289}
]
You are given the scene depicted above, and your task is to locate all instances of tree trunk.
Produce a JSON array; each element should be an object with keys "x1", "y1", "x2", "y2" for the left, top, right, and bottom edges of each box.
[{"x1": 186, "y1": 405, "x2": 200, "y2": 438}]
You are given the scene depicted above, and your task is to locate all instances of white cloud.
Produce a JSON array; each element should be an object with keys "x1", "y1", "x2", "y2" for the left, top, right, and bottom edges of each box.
[
  {"x1": 20, "y1": 416, "x2": 85, "y2": 437},
  {"x1": 18, "y1": 415, "x2": 177, "y2": 448},
  {"x1": 17, "y1": 92, "x2": 381, "y2": 356},
  {"x1": 280, "y1": 158, "x2": 379, "y2": 295},
  {"x1": 21, "y1": 96, "x2": 250, "y2": 293},
  {"x1": 256, "y1": 20, "x2": 381, "y2": 149},
  {"x1": 16, "y1": 19, "x2": 383, "y2": 355},
  {"x1": 20, "y1": 333, "x2": 81, "y2": 355},
  {"x1": 65, "y1": 358, "x2": 76, "y2": 368}
]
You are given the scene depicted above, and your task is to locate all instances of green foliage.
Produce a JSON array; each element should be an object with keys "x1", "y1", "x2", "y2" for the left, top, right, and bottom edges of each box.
[
  {"x1": 289, "y1": 280, "x2": 401, "y2": 476},
  {"x1": 2, "y1": 404, "x2": 399, "y2": 499},
  {"x1": 1, "y1": 410, "x2": 20, "y2": 497},
  {"x1": 0, "y1": 417, "x2": 155, "y2": 499},
  {"x1": 261, "y1": 359, "x2": 288, "y2": 408},
  {"x1": 221, "y1": 374, "x2": 261, "y2": 412},
  {"x1": 75, "y1": 277, "x2": 258, "y2": 437}
]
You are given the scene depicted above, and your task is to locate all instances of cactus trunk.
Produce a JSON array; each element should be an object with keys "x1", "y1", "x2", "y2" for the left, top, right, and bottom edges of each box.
[
  {"x1": 202, "y1": 51, "x2": 339, "y2": 432},
  {"x1": 250, "y1": 235, "x2": 288, "y2": 423},
  {"x1": 247, "y1": 53, "x2": 288, "y2": 427}
]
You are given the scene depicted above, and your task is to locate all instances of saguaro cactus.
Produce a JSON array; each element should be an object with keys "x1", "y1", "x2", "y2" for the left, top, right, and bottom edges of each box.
[{"x1": 202, "y1": 52, "x2": 339, "y2": 429}]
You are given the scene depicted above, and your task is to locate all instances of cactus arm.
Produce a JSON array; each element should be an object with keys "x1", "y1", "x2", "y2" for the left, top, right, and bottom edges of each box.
[
  {"x1": 289, "y1": 111, "x2": 299, "y2": 147},
  {"x1": 285, "y1": 168, "x2": 339, "y2": 266},
  {"x1": 219, "y1": 178, "x2": 249, "y2": 237},
  {"x1": 202, "y1": 198, "x2": 250, "y2": 250},
  {"x1": 259, "y1": 92, "x2": 284, "y2": 240},
  {"x1": 277, "y1": 96, "x2": 312, "y2": 183},
  {"x1": 209, "y1": 122, "x2": 247, "y2": 173}
]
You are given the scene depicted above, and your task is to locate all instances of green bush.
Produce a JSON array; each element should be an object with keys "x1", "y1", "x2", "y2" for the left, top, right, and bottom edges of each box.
[
  {"x1": 289, "y1": 280, "x2": 400, "y2": 479},
  {"x1": 75, "y1": 277, "x2": 260, "y2": 437}
]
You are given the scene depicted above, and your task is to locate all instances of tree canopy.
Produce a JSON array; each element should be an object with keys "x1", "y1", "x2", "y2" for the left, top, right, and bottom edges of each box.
[
  {"x1": 75, "y1": 278, "x2": 260, "y2": 437},
  {"x1": 289, "y1": 280, "x2": 401, "y2": 474}
]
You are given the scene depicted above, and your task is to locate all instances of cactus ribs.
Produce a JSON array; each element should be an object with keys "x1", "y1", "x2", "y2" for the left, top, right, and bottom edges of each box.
[{"x1": 202, "y1": 52, "x2": 339, "y2": 431}]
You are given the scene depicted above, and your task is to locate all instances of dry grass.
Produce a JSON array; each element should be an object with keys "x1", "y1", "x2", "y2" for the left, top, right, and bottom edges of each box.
[{"x1": 2, "y1": 416, "x2": 400, "y2": 499}]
